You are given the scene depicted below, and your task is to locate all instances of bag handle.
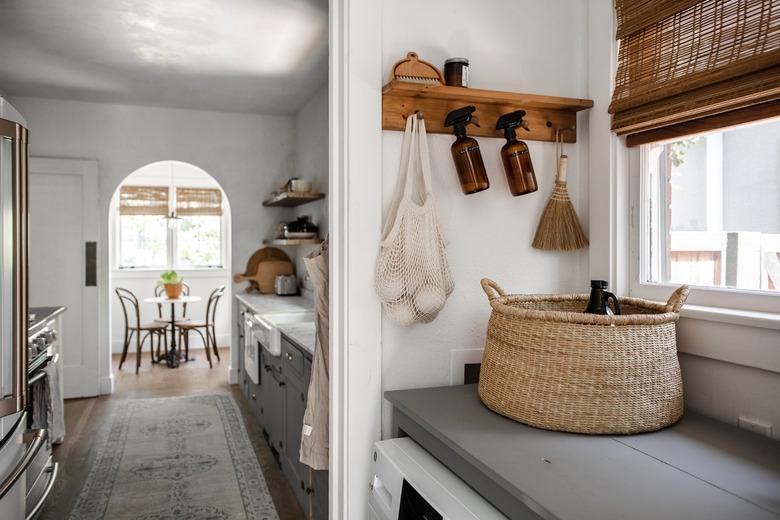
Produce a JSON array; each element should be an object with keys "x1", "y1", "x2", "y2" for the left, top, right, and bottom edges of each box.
[
  {"x1": 664, "y1": 285, "x2": 690, "y2": 313},
  {"x1": 381, "y1": 115, "x2": 416, "y2": 239},
  {"x1": 481, "y1": 279, "x2": 506, "y2": 301},
  {"x1": 402, "y1": 115, "x2": 434, "y2": 202}
]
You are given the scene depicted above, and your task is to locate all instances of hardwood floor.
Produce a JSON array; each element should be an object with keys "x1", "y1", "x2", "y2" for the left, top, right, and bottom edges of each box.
[{"x1": 39, "y1": 347, "x2": 305, "y2": 519}]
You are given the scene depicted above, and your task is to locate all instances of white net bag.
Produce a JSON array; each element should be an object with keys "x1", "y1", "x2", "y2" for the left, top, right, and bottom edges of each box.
[{"x1": 375, "y1": 114, "x2": 454, "y2": 325}]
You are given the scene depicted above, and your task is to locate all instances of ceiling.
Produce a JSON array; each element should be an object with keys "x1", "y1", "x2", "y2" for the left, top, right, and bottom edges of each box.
[{"x1": 0, "y1": 0, "x2": 328, "y2": 114}]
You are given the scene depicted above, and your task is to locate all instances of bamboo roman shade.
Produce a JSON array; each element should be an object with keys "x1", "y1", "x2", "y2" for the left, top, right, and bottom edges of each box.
[
  {"x1": 119, "y1": 186, "x2": 169, "y2": 215},
  {"x1": 611, "y1": 0, "x2": 780, "y2": 142},
  {"x1": 176, "y1": 187, "x2": 222, "y2": 216}
]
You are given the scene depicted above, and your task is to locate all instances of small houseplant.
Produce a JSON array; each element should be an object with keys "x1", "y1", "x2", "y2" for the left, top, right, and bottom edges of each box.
[{"x1": 159, "y1": 270, "x2": 183, "y2": 299}]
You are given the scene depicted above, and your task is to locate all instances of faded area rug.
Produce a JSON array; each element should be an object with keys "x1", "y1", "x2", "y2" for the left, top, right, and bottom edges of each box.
[{"x1": 69, "y1": 394, "x2": 278, "y2": 520}]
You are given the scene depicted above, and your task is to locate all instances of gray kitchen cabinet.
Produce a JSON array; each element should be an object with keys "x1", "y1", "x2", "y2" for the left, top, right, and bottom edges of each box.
[
  {"x1": 283, "y1": 375, "x2": 308, "y2": 506},
  {"x1": 265, "y1": 368, "x2": 287, "y2": 462}
]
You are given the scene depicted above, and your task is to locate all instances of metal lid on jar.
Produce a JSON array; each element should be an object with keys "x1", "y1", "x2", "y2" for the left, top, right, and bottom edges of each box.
[{"x1": 445, "y1": 57, "x2": 469, "y2": 65}]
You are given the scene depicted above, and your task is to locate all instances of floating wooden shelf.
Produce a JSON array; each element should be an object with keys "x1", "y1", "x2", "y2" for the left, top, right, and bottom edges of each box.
[
  {"x1": 382, "y1": 80, "x2": 593, "y2": 143},
  {"x1": 262, "y1": 191, "x2": 325, "y2": 207},
  {"x1": 263, "y1": 238, "x2": 323, "y2": 246}
]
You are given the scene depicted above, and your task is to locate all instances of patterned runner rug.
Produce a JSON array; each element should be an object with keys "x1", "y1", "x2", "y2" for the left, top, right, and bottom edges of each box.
[{"x1": 69, "y1": 394, "x2": 278, "y2": 520}]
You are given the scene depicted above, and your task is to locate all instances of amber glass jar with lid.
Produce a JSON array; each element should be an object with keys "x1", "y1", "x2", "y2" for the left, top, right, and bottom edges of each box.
[{"x1": 444, "y1": 58, "x2": 469, "y2": 87}]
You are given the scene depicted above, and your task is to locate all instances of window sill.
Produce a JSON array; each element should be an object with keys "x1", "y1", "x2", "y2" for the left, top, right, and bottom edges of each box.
[
  {"x1": 113, "y1": 268, "x2": 229, "y2": 280},
  {"x1": 681, "y1": 304, "x2": 780, "y2": 331}
]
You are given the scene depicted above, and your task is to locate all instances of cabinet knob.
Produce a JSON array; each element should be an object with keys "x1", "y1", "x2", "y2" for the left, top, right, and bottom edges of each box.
[
  {"x1": 251, "y1": 393, "x2": 256, "y2": 400},
  {"x1": 286, "y1": 352, "x2": 293, "y2": 361},
  {"x1": 260, "y1": 407, "x2": 264, "y2": 414},
  {"x1": 306, "y1": 486, "x2": 314, "y2": 495},
  {"x1": 278, "y1": 381, "x2": 286, "y2": 387}
]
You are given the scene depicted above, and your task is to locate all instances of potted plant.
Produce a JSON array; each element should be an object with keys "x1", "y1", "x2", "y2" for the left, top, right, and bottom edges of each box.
[{"x1": 159, "y1": 270, "x2": 184, "y2": 299}]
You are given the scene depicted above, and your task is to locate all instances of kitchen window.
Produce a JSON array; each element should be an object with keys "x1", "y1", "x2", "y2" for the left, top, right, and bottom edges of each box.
[
  {"x1": 632, "y1": 117, "x2": 780, "y2": 313},
  {"x1": 118, "y1": 184, "x2": 225, "y2": 269}
]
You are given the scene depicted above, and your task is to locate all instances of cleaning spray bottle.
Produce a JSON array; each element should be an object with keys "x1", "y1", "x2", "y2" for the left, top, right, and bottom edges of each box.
[
  {"x1": 444, "y1": 106, "x2": 489, "y2": 195},
  {"x1": 496, "y1": 110, "x2": 538, "y2": 196}
]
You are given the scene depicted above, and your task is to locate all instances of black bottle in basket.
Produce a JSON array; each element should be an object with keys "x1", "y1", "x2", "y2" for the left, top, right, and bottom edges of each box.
[{"x1": 584, "y1": 280, "x2": 621, "y2": 315}]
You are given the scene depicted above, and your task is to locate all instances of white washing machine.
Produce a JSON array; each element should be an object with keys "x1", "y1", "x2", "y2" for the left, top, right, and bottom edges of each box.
[{"x1": 368, "y1": 437, "x2": 507, "y2": 520}]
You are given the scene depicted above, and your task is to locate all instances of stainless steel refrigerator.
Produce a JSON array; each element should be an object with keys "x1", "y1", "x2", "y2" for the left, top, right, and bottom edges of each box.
[{"x1": 0, "y1": 98, "x2": 38, "y2": 519}]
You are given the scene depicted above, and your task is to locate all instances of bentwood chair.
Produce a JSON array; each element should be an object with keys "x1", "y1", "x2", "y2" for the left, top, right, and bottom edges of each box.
[
  {"x1": 115, "y1": 287, "x2": 168, "y2": 374},
  {"x1": 153, "y1": 282, "x2": 191, "y2": 357},
  {"x1": 176, "y1": 286, "x2": 225, "y2": 368}
]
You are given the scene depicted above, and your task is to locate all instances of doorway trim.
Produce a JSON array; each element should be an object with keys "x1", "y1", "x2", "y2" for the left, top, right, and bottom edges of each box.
[
  {"x1": 29, "y1": 157, "x2": 103, "y2": 397},
  {"x1": 329, "y1": 0, "x2": 383, "y2": 517}
]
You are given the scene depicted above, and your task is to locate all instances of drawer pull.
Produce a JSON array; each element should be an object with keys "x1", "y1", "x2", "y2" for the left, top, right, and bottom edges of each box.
[
  {"x1": 306, "y1": 486, "x2": 314, "y2": 495},
  {"x1": 278, "y1": 381, "x2": 286, "y2": 387},
  {"x1": 286, "y1": 352, "x2": 294, "y2": 361},
  {"x1": 300, "y1": 393, "x2": 305, "y2": 402}
]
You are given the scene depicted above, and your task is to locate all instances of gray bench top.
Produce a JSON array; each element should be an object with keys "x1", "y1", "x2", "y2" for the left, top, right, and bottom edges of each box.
[{"x1": 385, "y1": 384, "x2": 780, "y2": 520}]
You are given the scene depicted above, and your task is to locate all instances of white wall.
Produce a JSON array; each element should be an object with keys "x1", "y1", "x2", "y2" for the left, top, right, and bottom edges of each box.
[
  {"x1": 291, "y1": 83, "x2": 329, "y2": 285},
  {"x1": 11, "y1": 96, "x2": 296, "y2": 389},
  {"x1": 379, "y1": 0, "x2": 590, "y2": 436}
]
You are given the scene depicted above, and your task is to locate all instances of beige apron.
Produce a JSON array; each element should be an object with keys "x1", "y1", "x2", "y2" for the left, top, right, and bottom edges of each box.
[{"x1": 300, "y1": 239, "x2": 329, "y2": 470}]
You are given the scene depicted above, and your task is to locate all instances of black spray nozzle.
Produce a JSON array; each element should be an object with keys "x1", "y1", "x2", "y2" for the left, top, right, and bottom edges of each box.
[
  {"x1": 496, "y1": 110, "x2": 530, "y2": 139},
  {"x1": 445, "y1": 106, "x2": 479, "y2": 137}
]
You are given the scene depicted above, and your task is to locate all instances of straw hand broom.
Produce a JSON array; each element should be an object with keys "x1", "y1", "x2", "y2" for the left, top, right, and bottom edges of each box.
[{"x1": 532, "y1": 133, "x2": 588, "y2": 251}]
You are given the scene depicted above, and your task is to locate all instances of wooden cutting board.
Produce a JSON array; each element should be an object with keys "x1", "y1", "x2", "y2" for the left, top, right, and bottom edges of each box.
[{"x1": 234, "y1": 247, "x2": 294, "y2": 293}]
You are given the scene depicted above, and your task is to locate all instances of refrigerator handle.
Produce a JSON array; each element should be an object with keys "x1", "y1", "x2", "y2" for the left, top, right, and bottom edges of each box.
[{"x1": 0, "y1": 429, "x2": 46, "y2": 500}]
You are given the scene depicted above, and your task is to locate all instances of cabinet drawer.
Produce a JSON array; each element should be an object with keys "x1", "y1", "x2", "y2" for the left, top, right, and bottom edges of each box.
[{"x1": 281, "y1": 338, "x2": 304, "y2": 380}]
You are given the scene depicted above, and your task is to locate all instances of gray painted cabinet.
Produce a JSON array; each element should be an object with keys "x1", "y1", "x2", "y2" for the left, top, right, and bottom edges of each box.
[{"x1": 236, "y1": 302, "x2": 327, "y2": 519}]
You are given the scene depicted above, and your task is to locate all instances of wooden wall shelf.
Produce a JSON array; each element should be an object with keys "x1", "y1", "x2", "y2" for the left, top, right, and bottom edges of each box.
[
  {"x1": 263, "y1": 238, "x2": 323, "y2": 246},
  {"x1": 382, "y1": 80, "x2": 593, "y2": 143},
  {"x1": 263, "y1": 191, "x2": 325, "y2": 207}
]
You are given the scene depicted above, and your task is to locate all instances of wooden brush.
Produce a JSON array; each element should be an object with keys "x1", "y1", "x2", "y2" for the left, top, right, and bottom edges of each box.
[
  {"x1": 390, "y1": 52, "x2": 445, "y2": 85},
  {"x1": 532, "y1": 132, "x2": 588, "y2": 251}
]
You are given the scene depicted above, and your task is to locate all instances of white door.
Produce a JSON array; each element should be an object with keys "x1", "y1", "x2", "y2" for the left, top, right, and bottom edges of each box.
[{"x1": 28, "y1": 158, "x2": 99, "y2": 398}]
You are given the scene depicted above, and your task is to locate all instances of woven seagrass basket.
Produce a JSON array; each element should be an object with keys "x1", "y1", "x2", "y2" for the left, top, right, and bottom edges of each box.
[{"x1": 478, "y1": 279, "x2": 689, "y2": 434}]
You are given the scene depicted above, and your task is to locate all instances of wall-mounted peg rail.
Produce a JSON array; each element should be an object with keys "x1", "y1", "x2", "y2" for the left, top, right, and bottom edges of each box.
[{"x1": 382, "y1": 80, "x2": 593, "y2": 143}]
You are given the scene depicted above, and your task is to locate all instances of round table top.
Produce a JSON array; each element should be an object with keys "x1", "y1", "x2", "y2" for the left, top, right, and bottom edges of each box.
[{"x1": 144, "y1": 295, "x2": 202, "y2": 304}]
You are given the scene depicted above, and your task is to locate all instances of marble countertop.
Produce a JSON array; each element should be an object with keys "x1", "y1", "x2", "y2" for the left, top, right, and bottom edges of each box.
[
  {"x1": 235, "y1": 293, "x2": 317, "y2": 354},
  {"x1": 277, "y1": 321, "x2": 317, "y2": 356},
  {"x1": 235, "y1": 293, "x2": 313, "y2": 315}
]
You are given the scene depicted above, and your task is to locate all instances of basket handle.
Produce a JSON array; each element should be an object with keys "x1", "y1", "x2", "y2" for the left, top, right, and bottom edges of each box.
[
  {"x1": 481, "y1": 279, "x2": 506, "y2": 301},
  {"x1": 665, "y1": 285, "x2": 690, "y2": 313}
]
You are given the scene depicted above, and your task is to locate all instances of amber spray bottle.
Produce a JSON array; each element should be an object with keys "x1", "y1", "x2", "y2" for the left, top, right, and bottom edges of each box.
[
  {"x1": 444, "y1": 106, "x2": 489, "y2": 195},
  {"x1": 496, "y1": 110, "x2": 538, "y2": 196}
]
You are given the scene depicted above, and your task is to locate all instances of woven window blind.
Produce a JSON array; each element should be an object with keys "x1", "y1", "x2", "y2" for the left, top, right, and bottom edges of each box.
[
  {"x1": 119, "y1": 186, "x2": 169, "y2": 215},
  {"x1": 176, "y1": 187, "x2": 222, "y2": 216},
  {"x1": 610, "y1": 0, "x2": 780, "y2": 141}
]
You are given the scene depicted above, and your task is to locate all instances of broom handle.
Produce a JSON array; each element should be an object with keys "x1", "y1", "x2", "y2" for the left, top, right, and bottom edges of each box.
[{"x1": 556, "y1": 155, "x2": 569, "y2": 183}]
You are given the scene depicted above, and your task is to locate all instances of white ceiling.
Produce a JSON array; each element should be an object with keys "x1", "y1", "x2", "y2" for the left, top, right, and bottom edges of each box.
[{"x1": 0, "y1": 0, "x2": 328, "y2": 114}]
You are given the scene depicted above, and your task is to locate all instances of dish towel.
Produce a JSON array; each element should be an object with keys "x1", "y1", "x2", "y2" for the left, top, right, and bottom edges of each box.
[{"x1": 31, "y1": 361, "x2": 66, "y2": 445}]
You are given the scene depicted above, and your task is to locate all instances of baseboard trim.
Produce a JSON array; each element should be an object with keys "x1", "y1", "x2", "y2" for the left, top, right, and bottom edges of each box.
[{"x1": 99, "y1": 374, "x2": 115, "y2": 395}]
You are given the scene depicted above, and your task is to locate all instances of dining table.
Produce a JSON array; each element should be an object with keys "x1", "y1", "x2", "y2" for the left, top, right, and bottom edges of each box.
[{"x1": 143, "y1": 295, "x2": 202, "y2": 368}]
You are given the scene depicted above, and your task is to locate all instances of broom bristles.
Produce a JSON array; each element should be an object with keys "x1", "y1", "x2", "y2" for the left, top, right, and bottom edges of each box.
[{"x1": 532, "y1": 182, "x2": 588, "y2": 251}]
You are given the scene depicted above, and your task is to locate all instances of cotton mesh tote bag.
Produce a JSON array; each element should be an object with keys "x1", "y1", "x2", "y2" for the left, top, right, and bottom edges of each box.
[{"x1": 375, "y1": 114, "x2": 454, "y2": 325}]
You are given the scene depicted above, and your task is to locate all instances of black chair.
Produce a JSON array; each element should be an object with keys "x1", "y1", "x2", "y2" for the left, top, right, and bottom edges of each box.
[
  {"x1": 176, "y1": 286, "x2": 225, "y2": 368},
  {"x1": 115, "y1": 287, "x2": 167, "y2": 373}
]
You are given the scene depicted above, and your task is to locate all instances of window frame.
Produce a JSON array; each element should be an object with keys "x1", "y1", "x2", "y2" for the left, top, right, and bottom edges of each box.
[
  {"x1": 115, "y1": 185, "x2": 227, "y2": 271},
  {"x1": 628, "y1": 137, "x2": 780, "y2": 316}
]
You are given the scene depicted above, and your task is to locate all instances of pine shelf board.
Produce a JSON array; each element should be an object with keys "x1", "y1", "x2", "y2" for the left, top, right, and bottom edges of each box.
[
  {"x1": 262, "y1": 191, "x2": 326, "y2": 207},
  {"x1": 263, "y1": 238, "x2": 324, "y2": 246},
  {"x1": 382, "y1": 80, "x2": 594, "y2": 143}
]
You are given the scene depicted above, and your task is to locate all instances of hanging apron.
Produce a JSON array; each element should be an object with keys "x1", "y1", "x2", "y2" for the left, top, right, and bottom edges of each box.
[{"x1": 300, "y1": 239, "x2": 329, "y2": 470}]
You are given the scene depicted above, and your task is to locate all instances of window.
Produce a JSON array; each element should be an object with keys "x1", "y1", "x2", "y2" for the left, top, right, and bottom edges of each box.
[
  {"x1": 118, "y1": 185, "x2": 224, "y2": 269},
  {"x1": 639, "y1": 118, "x2": 780, "y2": 295}
]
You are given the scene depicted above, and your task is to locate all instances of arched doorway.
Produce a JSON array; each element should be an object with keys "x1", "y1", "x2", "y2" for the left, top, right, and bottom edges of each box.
[{"x1": 108, "y1": 160, "x2": 232, "y2": 377}]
